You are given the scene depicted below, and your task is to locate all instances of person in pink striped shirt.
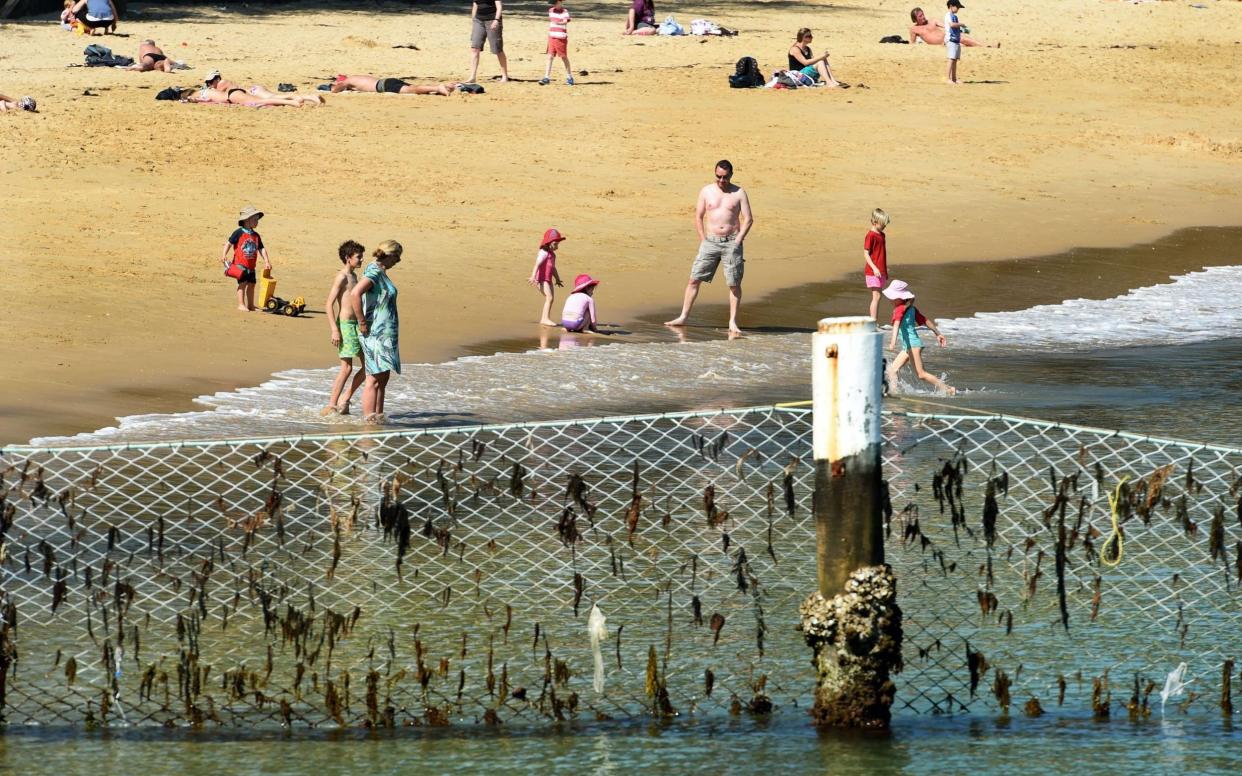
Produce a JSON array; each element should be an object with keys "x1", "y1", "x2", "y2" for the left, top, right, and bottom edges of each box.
[{"x1": 540, "y1": 0, "x2": 574, "y2": 86}]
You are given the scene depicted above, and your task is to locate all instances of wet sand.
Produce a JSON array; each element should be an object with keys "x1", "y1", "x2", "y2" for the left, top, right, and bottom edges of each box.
[{"x1": 3, "y1": 1, "x2": 1242, "y2": 444}]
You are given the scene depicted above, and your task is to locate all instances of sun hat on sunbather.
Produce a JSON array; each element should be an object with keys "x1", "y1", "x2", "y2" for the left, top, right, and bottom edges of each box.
[
  {"x1": 882, "y1": 279, "x2": 915, "y2": 300},
  {"x1": 572, "y1": 273, "x2": 599, "y2": 293},
  {"x1": 19, "y1": 96, "x2": 36, "y2": 112},
  {"x1": 237, "y1": 205, "x2": 264, "y2": 225},
  {"x1": 204, "y1": 69, "x2": 222, "y2": 85},
  {"x1": 541, "y1": 228, "x2": 566, "y2": 247}
]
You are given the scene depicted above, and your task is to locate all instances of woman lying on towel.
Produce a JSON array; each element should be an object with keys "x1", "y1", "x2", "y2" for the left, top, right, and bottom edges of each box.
[{"x1": 171, "y1": 87, "x2": 324, "y2": 107}]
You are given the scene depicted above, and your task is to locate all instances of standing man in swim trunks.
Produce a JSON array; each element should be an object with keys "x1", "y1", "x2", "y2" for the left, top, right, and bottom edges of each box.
[
  {"x1": 324, "y1": 240, "x2": 367, "y2": 416},
  {"x1": 665, "y1": 160, "x2": 754, "y2": 336},
  {"x1": 468, "y1": 0, "x2": 510, "y2": 84}
]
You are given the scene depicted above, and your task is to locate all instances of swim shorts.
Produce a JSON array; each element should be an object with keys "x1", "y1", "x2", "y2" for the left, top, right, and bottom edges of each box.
[
  {"x1": 236, "y1": 267, "x2": 256, "y2": 285},
  {"x1": 799, "y1": 65, "x2": 819, "y2": 80},
  {"x1": 865, "y1": 274, "x2": 887, "y2": 290},
  {"x1": 946, "y1": 42, "x2": 961, "y2": 60},
  {"x1": 561, "y1": 318, "x2": 587, "y2": 332},
  {"x1": 337, "y1": 319, "x2": 362, "y2": 358},
  {"x1": 690, "y1": 234, "x2": 744, "y2": 286},
  {"x1": 547, "y1": 37, "x2": 568, "y2": 57},
  {"x1": 470, "y1": 17, "x2": 504, "y2": 55},
  {"x1": 377, "y1": 77, "x2": 409, "y2": 94}
]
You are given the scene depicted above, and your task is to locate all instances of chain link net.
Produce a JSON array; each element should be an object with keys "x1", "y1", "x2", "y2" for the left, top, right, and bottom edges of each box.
[{"x1": 0, "y1": 407, "x2": 1238, "y2": 727}]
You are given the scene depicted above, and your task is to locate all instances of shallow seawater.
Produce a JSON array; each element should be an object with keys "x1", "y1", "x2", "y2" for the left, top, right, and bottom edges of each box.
[
  {"x1": 2, "y1": 713, "x2": 1240, "y2": 775},
  {"x1": 24, "y1": 263, "x2": 1242, "y2": 448}
]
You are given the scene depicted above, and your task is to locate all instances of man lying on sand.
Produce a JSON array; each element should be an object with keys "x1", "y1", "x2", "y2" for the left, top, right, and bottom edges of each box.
[
  {"x1": 128, "y1": 40, "x2": 179, "y2": 73},
  {"x1": 175, "y1": 87, "x2": 323, "y2": 107},
  {"x1": 328, "y1": 75, "x2": 460, "y2": 96},
  {"x1": 0, "y1": 93, "x2": 37, "y2": 112},
  {"x1": 909, "y1": 6, "x2": 995, "y2": 47}
]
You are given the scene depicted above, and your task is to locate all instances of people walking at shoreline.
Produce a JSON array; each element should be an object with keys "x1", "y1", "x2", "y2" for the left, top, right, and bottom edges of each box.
[
  {"x1": 469, "y1": 0, "x2": 510, "y2": 83},
  {"x1": 529, "y1": 228, "x2": 565, "y2": 326},
  {"x1": 665, "y1": 160, "x2": 753, "y2": 335},
  {"x1": 541, "y1": 0, "x2": 574, "y2": 86},
  {"x1": 884, "y1": 279, "x2": 955, "y2": 395},
  {"x1": 863, "y1": 208, "x2": 890, "y2": 320},
  {"x1": 221, "y1": 206, "x2": 272, "y2": 312},
  {"x1": 350, "y1": 240, "x2": 404, "y2": 423},
  {"x1": 323, "y1": 240, "x2": 367, "y2": 417}
]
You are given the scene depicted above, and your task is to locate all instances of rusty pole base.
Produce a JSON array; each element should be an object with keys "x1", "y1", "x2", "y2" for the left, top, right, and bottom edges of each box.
[{"x1": 799, "y1": 564, "x2": 902, "y2": 728}]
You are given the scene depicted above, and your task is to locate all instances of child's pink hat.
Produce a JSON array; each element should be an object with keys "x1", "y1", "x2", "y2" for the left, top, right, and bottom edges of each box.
[
  {"x1": 541, "y1": 228, "x2": 566, "y2": 247},
  {"x1": 572, "y1": 273, "x2": 599, "y2": 293},
  {"x1": 882, "y1": 279, "x2": 915, "y2": 300}
]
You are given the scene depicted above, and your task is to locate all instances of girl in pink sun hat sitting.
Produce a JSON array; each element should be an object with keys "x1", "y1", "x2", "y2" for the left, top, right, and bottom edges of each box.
[
  {"x1": 884, "y1": 279, "x2": 956, "y2": 396},
  {"x1": 560, "y1": 273, "x2": 601, "y2": 333}
]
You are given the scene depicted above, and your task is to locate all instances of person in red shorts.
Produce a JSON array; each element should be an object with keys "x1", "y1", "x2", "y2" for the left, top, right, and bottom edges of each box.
[
  {"x1": 540, "y1": 0, "x2": 574, "y2": 86},
  {"x1": 863, "y1": 207, "x2": 890, "y2": 321},
  {"x1": 220, "y1": 206, "x2": 273, "y2": 312}
]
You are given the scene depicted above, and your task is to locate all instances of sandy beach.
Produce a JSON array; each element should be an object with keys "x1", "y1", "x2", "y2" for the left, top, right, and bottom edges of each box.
[{"x1": 2, "y1": 0, "x2": 1242, "y2": 445}]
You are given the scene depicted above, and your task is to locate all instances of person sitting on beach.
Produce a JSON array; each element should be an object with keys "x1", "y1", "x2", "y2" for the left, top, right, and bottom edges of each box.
[
  {"x1": 174, "y1": 87, "x2": 323, "y2": 107},
  {"x1": 624, "y1": 0, "x2": 656, "y2": 35},
  {"x1": 70, "y1": 0, "x2": 118, "y2": 35},
  {"x1": 0, "y1": 93, "x2": 37, "y2": 113},
  {"x1": 128, "y1": 40, "x2": 175, "y2": 73},
  {"x1": 909, "y1": 6, "x2": 994, "y2": 47},
  {"x1": 884, "y1": 279, "x2": 955, "y2": 396},
  {"x1": 561, "y1": 274, "x2": 601, "y2": 333},
  {"x1": 787, "y1": 28, "x2": 844, "y2": 88},
  {"x1": 328, "y1": 75, "x2": 458, "y2": 96},
  {"x1": 60, "y1": 1, "x2": 79, "y2": 31}
]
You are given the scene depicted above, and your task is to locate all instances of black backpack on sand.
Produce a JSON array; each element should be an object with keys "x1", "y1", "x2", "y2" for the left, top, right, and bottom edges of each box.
[{"x1": 728, "y1": 56, "x2": 764, "y2": 88}]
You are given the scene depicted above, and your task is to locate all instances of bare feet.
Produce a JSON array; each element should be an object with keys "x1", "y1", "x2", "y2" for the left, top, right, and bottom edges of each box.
[
  {"x1": 363, "y1": 413, "x2": 382, "y2": 424},
  {"x1": 945, "y1": 386, "x2": 958, "y2": 396},
  {"x1": 336, "y1": 401, "x2": 351, "y2": 415},
  {"x1": 539, "y1": 319, "x2": 557, "y2": 327},
  {"x1": 320, "y1": 406, "x2": 339, "y2": 417},
  {"x1": 664, "y1": 316, "x2": 688, "y2": 327},
  {"x1": 237, "y1": 305, "x2": 250, "y2": 312}
]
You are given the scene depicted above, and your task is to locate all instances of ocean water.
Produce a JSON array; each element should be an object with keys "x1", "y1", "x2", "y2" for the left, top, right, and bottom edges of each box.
[
  {"x1": 24, "y1": 264, "x2": 1242, "y2": 449},
  {"x1": 5, "y1": 265, "x2": 1242, "y2": 770}
]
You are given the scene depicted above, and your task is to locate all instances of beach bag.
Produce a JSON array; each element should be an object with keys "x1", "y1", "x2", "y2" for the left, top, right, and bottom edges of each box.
[
  {"x1": 83, "y1": 44, "x2": 133, "y2": 67},
  {"x1": 155, "y1": 86, "x2": 182, "y2": 101},
  {"x1": 657, "y1": 15, "x2": 683, "y2": 35},
  {"x1": 729, "y1": 56, "x2": 764, "y2": 88}
]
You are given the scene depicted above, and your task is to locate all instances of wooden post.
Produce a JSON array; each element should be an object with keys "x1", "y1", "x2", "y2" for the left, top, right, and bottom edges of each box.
[
  {"x1": 800, "y1": 316, "x2": 900, "y2": 728},
  {"x1": 812, "y1": 316, "x2": 884, "y2": 596}
]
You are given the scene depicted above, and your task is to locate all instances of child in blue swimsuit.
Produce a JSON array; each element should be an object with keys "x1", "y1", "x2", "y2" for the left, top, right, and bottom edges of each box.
[{"x1": 884, "y1": 279, "x2": 955, "y2": 395}]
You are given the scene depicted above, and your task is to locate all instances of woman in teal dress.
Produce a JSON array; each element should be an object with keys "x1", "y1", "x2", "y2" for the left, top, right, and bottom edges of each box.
[{"x1": 349, "y1": 240, "x2": 403, "y2": 421}]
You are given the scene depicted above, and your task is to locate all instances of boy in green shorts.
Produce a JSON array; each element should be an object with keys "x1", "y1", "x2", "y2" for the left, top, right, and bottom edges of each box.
[{"x1": 322, "y1": 240, "x2": 367, "y2": 416}]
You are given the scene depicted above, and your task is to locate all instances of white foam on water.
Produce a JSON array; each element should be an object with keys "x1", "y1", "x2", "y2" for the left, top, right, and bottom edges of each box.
[
  {"x1": 940, "y1": 264, "x2": 1242, "y2": 352},
  {"x1": 27, "y1": 265, "x2": 1240, "y2": 446}
]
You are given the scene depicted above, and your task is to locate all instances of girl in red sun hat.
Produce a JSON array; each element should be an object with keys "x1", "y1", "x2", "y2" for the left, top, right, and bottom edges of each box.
[{"x1": 528, "y1": 228, "x2": 566, "y2": 326}]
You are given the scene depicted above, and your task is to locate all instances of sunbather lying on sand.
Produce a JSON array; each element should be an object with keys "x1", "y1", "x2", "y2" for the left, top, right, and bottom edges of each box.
[
  {"x1": 328, "y1": 75, "x2": 459, "y2": 95},
  {"x1": 0, "y1": 93, "x2": 37, "y2": 112},
  {"x1": 909, "y1": 7, "x2": 995, "y2": 47},
  {"x1": 203, "y1": 71, "x2": 295, "y2": 101},
  {"x1": 176, "y1": 87, "x2": 323, "y2": 107}
]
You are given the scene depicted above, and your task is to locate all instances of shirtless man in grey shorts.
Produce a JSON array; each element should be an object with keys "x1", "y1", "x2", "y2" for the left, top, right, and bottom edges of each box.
[{"x1": 665, "y1": 160, "x2": 754, "y2": 335}]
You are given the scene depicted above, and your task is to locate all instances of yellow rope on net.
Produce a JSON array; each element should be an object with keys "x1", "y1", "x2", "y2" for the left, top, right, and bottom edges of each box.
[{"x1": 1101, "y1": 477, "x2": 1128, "y2": 567}]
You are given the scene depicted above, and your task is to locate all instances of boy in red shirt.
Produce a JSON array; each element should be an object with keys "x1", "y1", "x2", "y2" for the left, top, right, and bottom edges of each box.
[
  {"x1": 863, "y1": 207, "x2": 889, "y2": 320},
  {"x1": 220, "y1": 205, "x2": 272, "y2": 311}
]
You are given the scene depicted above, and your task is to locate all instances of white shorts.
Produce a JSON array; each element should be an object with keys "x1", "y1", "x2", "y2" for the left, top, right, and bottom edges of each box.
[{"x1": 946, "y1": 42, "x2": 962, "y2": 60}]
